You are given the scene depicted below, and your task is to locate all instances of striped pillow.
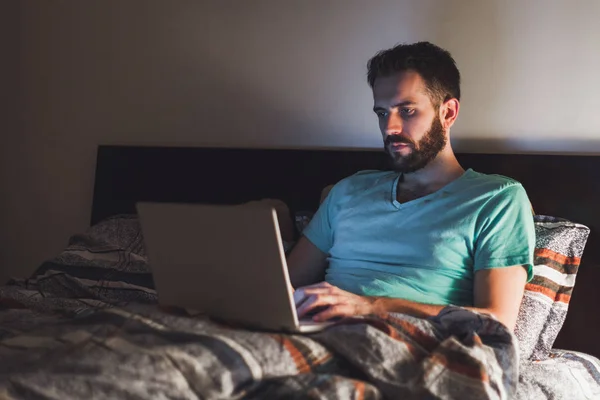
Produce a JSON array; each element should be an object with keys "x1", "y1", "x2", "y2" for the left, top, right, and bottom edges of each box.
[{"x1": 514, "y1": 216, "x2": 590, "y2": 360}]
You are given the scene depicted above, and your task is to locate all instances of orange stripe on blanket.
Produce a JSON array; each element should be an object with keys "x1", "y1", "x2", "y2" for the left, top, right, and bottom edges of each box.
[
  {"x1": 526, "y1": 283, "x2": 571, "y2": 303},
  {"x1": 385, "y1": 317, "x2": 440, "y2": 353},
  {"x1": 353, "y1": 380, "x2": 365, "y2": 400},
  {"x1": 312, "y1": 353, "x2": 332, "y2": 367},
  {"x1": 397, "y1": 319, "x2": 439, "y2": 352},
  {"x1": 431, "y1": 352, "x2": 489, "y2": 382},
  {"x1": 535, "y1": 248, "x2": 581, "y2": 266},
  {"x1": 279, "y1": 337, "x2": 311, "y2": 374}
]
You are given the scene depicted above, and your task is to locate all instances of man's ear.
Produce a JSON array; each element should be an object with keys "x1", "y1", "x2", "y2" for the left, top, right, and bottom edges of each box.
[{"x1": 440, "y1": 98, "x2": 460, "y2": 130}]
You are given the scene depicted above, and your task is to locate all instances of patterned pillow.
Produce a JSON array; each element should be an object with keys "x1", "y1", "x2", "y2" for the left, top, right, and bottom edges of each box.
[{"x1": 514, "y1": 216, "x2": 590, "y2": 361}]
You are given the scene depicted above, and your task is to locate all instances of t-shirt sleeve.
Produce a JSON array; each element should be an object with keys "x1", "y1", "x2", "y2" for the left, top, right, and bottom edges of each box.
[
  {"x1": 474, "y1": 183, "x2": 535, "y2": 281},
  {"x1": 302, "y1": 186, "x2": 337, "y2": 254}
]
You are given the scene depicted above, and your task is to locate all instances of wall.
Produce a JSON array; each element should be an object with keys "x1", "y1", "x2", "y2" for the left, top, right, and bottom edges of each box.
[
  {"x1": 1, "y1": 0, "x2": 23, "y2": 283},
  {"x1": 2, "y1": 0, "x2": 600, "y2": 281}
]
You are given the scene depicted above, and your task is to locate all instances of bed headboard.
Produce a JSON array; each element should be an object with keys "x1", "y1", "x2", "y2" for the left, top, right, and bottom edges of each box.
[{"x1": 92, "y1": 145, "x2": 600, "y2": 356}]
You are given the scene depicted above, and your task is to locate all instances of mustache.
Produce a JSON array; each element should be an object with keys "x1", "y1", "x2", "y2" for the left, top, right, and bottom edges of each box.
[{"x1": 385, "y1": 135, "x2": 415, "y2": 147}]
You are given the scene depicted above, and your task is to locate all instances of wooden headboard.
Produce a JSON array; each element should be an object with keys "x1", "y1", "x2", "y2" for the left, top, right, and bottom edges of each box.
[{"x1": 92, "y1": 145, "x2": 600, "y2": 356}]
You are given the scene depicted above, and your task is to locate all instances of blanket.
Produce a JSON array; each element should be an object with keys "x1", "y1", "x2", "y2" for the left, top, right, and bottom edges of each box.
[
  {"x1": 0, "y1": 215, "x2": 598, "y2": 399},
  {"x1": 0, "y1": 302, "x2": 516, "y2": 399}
]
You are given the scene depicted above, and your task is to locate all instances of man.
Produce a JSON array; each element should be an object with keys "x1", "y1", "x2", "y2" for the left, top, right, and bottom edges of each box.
[{"x1": 287, "y1": 42, "x2": 535, "y2": 330}]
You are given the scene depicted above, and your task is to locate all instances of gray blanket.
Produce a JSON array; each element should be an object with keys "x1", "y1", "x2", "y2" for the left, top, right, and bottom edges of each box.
[{"x1": 0, "y1": 215, "x2": 598, "y2": 399}]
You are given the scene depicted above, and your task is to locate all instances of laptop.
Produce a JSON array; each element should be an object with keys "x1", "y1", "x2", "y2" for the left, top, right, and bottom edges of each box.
[{"x1": 136, "y1": 202, "x2": 333, "y2": 333}]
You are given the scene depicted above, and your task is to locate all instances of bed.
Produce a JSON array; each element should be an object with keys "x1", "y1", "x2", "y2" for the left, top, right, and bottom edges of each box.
[{"x1": 0, "y1": 145, "x2": 599, "y2": 399}]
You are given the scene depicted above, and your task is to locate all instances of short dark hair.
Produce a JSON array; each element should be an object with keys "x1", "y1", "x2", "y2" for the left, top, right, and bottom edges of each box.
[{"x1": 367, "y1": 41, "x2": 461, "y2": 105}]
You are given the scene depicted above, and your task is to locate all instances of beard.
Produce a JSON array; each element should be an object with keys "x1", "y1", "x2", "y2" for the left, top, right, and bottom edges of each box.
[{"x1": 384, "y1": 117, "x2": 447, "y2": 173}]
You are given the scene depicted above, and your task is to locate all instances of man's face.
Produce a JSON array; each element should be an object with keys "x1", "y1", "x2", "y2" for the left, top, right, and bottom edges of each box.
[{"x1": 372, "y1": 71, "x2": 447, "y2": 173}]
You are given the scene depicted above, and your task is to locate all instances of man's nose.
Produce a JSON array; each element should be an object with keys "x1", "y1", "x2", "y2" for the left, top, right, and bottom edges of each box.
[{"x1": 385, "y1": 111, "x2": 403, "y2": 137}]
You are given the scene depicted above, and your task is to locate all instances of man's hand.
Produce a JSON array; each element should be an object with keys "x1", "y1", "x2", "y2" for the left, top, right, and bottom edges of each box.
[{"x1": 294, "y1": 282, "x2": 378, "y2": 321}]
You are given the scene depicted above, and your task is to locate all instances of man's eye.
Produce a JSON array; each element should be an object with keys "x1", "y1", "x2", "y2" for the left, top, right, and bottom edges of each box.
[
  {"x1": 376, "y1": 111, "x2": 388, "y2": 118},
  {"x1": 401, "y1": 108, "x2": 415, "y2": 116}
]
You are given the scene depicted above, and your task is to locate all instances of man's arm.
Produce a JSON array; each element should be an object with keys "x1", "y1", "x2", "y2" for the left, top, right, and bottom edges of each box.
[
  {"x1": 295, "y1": 265, "x2": 527, "y2": 330},
  {"x1": 287, "y1": 236, "x2": 329, "y2": 289},
  {"x1": 471, "y1": 265, "x2": 527, "y2": 330}
]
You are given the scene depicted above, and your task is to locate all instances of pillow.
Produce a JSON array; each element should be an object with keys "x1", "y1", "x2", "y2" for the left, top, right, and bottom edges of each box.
[
  {"x1": 23, "y1": 214, "x2": 157, "y2": 307},
  {"x1": 514, "y1": 215, "x2": 590, "y2": 360}
]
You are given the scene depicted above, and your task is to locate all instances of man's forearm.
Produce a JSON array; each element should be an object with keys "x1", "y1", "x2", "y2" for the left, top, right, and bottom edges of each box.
[
  {"x1": 369, "y1": 297, "x2": 500, "y2": 326},
  {"x1": 369, "y1": 296, "x2": 446, "y2": 319}
]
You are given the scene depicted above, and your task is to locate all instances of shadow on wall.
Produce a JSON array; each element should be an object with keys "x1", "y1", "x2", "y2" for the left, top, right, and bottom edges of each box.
[
  {"x1": 177, "y1": 0, "x2": 445, "y2": 149},
  {"x1": 177, "y1": 4, "x2": 375, "y2": 149}
]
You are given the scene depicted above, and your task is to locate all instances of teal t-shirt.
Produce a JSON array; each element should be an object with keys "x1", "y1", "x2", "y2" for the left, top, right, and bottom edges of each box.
[{"x1": 302, "y1": 169, "x2": 535, "y2": 307}]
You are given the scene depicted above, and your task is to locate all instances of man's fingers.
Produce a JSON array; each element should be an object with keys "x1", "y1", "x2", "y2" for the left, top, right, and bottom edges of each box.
[
  {"x1": 294, "y1": 285, "x2": 338, "y2": 306},
  {"x1": 293, "y1": 289, "x2": 306, "y2": 306},
  {"x1": 313, "y1": 304, "x2": 354, "y2": 322},
  {"x1": 296, "y1": 294, "x2": 340, "y2": 318},
  {"x1": 294, "y1": 282, "x2": 355, "y2": 320}
]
